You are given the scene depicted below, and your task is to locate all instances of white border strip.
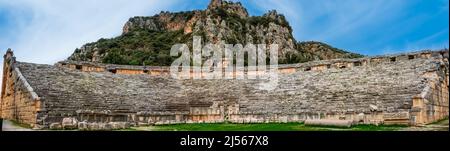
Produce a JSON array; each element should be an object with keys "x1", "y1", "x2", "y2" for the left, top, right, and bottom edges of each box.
[{"x1": 14, "y1": 67, "x2": 40, "y2": 100}]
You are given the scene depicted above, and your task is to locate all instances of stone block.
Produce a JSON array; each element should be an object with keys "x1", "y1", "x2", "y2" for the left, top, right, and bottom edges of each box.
[
  {"x1": 49, "y1": 123, "x2": 62, "y2": 130},
  {"x1": 62, "y1": 117, "x2": 78, "y2": 129},
  {"x1": 109, "y1": 122, "x2": 129, "y2": 129},
  {"x1": 87, "y1": 122, "x2": 100, "y2": 130},
  {"x1": 78, "y1": 121, "x2": 89, "y2": 130},
  {"x1": 305, "y1": 119, "x2": 353, "y2": 128}
]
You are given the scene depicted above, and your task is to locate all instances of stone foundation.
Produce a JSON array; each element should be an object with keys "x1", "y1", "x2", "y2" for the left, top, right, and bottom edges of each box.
[{"x1": 1, "y1": 50, "x2": 43, "y2": 128}]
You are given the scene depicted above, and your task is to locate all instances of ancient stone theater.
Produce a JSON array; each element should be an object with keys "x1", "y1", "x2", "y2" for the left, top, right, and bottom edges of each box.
[{"x1": 1, "y1": 49, "x2": 448, "y2": 130}]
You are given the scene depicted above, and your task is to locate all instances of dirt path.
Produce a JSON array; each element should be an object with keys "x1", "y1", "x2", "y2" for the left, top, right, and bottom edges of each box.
[
  {"x1": 1, "y1": 120, "x2": 34, "y2": 131},
  {"x1": 399, "y1": 119, "x2": 449, "y2": 131}
]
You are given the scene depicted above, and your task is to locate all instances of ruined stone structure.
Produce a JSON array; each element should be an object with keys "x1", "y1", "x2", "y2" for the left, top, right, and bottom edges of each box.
[{"x1": 1, "y1": 49, "x2": 448, "y2": 130}]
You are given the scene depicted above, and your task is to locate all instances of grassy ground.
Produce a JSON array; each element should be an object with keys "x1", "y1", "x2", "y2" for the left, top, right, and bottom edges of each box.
[
  {"x1": 400, "y1": 118, "x2": 449, "y2": 131},
  {"x1": 9, "y1": 120, "x2": 33, "y2": 129},
  {"x1": 128, "y1": 123, "x2": 407, "y2": 131},
  {"x1": 429, "y1": 117, "x2": 449, "y2": 125},
  {"x1": 5, "y1": 119, "x2": 445, "y2": 131}
]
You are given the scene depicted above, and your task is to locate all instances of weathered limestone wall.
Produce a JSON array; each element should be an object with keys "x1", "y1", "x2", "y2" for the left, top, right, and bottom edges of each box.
[
  {"x1": 411, "y1": 70, "x2": 449, "y2": 125},
  {"x1": 1, "y1": 50, "x2": 42, "y2": 128},
  {"x1": 116, "y1": 69, "x2": 145, "y2": 75},
  {"x1": 82, "y1": 66, "x2": 105, "y2": 72}
]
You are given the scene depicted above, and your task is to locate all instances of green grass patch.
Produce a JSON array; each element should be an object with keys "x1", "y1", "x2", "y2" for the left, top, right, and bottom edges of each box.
[
  {"x1": 9, "y1": 120, "x2": 33, "y2": 129},
  {"x1": 128, "y1": 123, "x2": 406, "y2": 131},
  {"x1": 349, "y1": 124, "x2": 407, "y2": 131},
  {"x1": 428, "y1": 117, "x2": 449, "y2": 125}
]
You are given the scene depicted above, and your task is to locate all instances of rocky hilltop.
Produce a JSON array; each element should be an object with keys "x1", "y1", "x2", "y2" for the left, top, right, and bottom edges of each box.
[{"x1": 68, "y1": 0, "x2": 363, "y2": 66}]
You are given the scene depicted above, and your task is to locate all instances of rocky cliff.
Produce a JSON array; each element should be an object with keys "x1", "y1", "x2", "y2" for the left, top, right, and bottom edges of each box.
[{"x1": 68, "y1": 0, "x2": 363, "y2": 66}]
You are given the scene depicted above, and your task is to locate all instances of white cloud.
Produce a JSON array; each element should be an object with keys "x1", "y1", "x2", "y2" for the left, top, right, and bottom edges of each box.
[
  {"x1": 0, "y1": 0, "x2": 182, "y2": 64},
  {"x1": 0, "y1": 0, "x2": 184, "y2": 93},
  {"x1": 246, "y1": 0, "x2": 409, "y2": 43}
]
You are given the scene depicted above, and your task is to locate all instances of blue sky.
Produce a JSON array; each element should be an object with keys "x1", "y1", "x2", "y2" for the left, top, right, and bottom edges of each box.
[{"x1": 0, "y1": 0, "x2": 448, "y2": 65}]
